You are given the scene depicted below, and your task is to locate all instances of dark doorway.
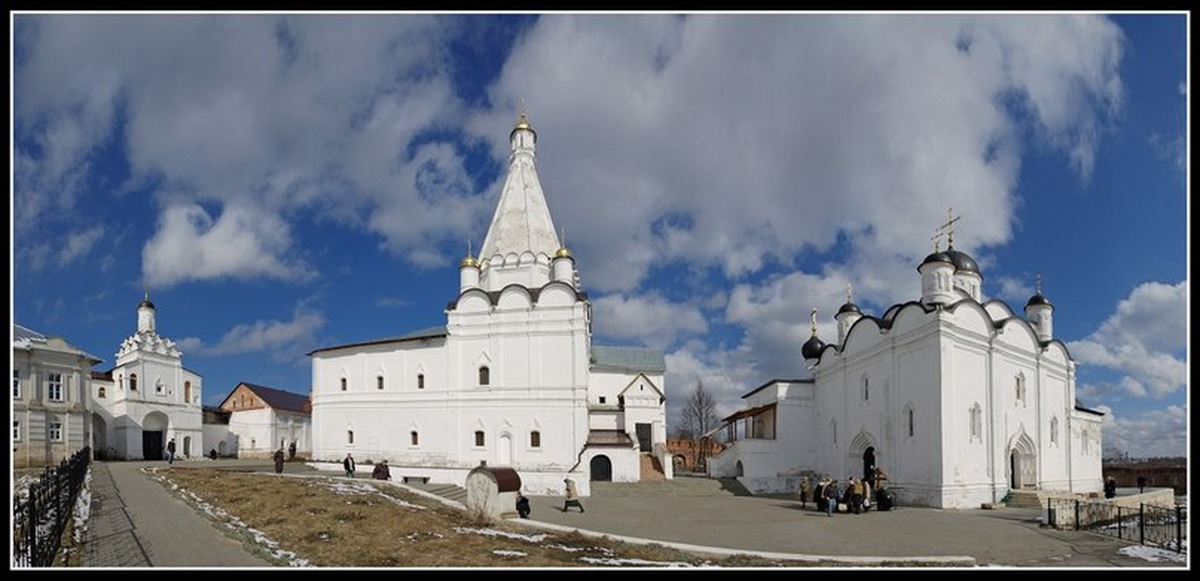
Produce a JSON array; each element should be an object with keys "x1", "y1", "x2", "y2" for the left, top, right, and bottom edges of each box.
[
  {"x1": 636, "y1": 423, "x2": 652, "y2": 452},
  {"x1": 863, "y1": 446, "x2": 876, "y2": 481},
  {"x1": 589, "y1": 455, "x2": 613, "y2": 481},
  {"x1": 143, "y1": 430, "x2": 164, "y2": 461},
  {"x1": 1010, "y1": 451, "x2": 1017, "y2": 488}
]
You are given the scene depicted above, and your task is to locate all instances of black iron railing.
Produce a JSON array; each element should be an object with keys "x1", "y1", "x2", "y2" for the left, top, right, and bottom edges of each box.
[
  {"x1": 1046, "y1": 496, "x2": 1187, "y2": 553},
  {"x1": 11, "y1": 447, "x2": 92, "y2": 568}
]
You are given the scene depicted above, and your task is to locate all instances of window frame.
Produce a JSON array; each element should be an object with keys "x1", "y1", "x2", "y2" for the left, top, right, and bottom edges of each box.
[{"x1": 47, "y1": 372, "x2": 64, "y2": 402}]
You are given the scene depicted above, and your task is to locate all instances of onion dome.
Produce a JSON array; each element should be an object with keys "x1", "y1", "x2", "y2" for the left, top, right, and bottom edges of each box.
[
  {"x1": 802, "y1": 334, "x2": 826, "y2": 360},
  {"x1": 555, "y1": 246, "x2": 572, "y2": 259},
  {"x1": 1026, "y1": 275, "x2": 1052, "y2": 308},
  {"x1": 919, "y1": 249, "x2": 953, "y2": 269},
  {"x1": 510, "y1": 108, "x2": 536, "y2": 141},
  {"x1": 460, "y1": 253, "x2": 478, "y2": 268},
  {"x1": 138, "y1": 291, "x2": 155, "y2": 310},
  {"x1": 945, "y1": 247, "x2": 979, "y2": 274},
  {"x1": 1025, "y1": 292, "x2": 1052, "y2": 308},
  {"x1": 837, "y1": 300, "x2": 861, "y2": 316}
]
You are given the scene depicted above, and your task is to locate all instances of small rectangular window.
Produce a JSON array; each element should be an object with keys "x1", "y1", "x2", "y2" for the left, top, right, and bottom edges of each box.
[
  {"x1": 417, "y1": 374, "x2": 425, "y2": 389},
  {"x1": 348, "y1": 430, "x2": 355, "y2": 444},
  {"x1": 13, "y1": 421, "x2": 20, "y2": 442},
  {"x1": 377, "y1": 376, "x2": 384, "y2": 390},
  {"x1": 340, "y1": 378, "x2": 347, "y2": 391},
  {"x1": 411, "y1": 431, "x2": 419, "y2": 446},
  {"x1": 13, "y1": 369, "x2": 20, "y2": 398},
  {"x1": 474, "y1": 430, "x2": 485, "y2": 447},
  {"x1": 530, "y1": 431, "x2": 541, "y2": 448},
  {"x1": 47, "y1": 373, "x2": 63, "y2": 402},
  {"x1": 48, "y1": 421, "x2": 63, "y2": 442}
]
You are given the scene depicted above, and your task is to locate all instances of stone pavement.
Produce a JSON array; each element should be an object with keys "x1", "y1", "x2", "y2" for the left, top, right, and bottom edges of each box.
[{"x1": 75, "y1": 460, "x2": 1185, "y2": 568}]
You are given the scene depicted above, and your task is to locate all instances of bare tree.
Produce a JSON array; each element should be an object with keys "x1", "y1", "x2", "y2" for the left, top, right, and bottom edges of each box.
[{"x1": 678, "y1": 380, "x2": 721, "y2": 471}]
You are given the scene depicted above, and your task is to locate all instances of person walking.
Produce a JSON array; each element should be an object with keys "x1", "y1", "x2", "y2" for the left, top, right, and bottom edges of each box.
[
  {"x1": 823, "y1": 479, "x2": 837, "y2": 517},
  {"x1": 166, "y1": 439, "x2": 176, "y2": 464},
  {"x1": 343, "y1": 452, "x2": 357, "y2": 478},
  {"x1": 1137, "y1": 475, "x2": 1147, "y2": 493},
  {"x1": 798, "y1": 476, "x2": 811, "y2": 510},
  {"x1": 562, "y1": 478, "x2": 585, "y2": 513},
  {"x1": 372, "y1": 460, "x2": 392, "y2": 480},
  {"x1": 272, "y1": 448, "x2": 285, "y2": 474},
  {"x1": 1104, "y1": 476, "x2": 1117, "y2": 499}
]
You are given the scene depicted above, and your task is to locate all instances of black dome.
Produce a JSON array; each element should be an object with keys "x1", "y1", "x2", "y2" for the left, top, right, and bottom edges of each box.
[
  {"x1": 801, "y1": 335, "x2": 826, "y2": 360},
  {"x1": 945, "y1": 248, "x2": 979, "y2": 274},
  {"x1": 1025, "y1": 293, "x2": 1053, "y2": 308},
  {"x1": 919, "y1": 250, "x2": 953, "y2": 270},
  {"x1": 138, "y1": 298, "x2": 155, "y2": 310},
  {"x1": 837, "y1": 301, "x2": 862, "y2": 316}
]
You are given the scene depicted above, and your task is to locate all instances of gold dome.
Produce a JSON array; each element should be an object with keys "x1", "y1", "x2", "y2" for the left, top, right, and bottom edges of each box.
[
  {"x1": 460, "y1": 254, "x2": 478, "y2": 268},
  {"x1": 555, "y1": 246, "x2": 572, "y2": 259}
]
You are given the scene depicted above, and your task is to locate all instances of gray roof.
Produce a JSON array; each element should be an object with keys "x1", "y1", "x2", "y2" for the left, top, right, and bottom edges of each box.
[
  {"x1": 307, "y1": 326, "x2": 448, "y2": 356},
  {"x1": 13, "y1": 323, "x2": 46, "y2": 346},
  {"x1": 591, "y1": 345, "x2": 666, "y2": 373}
]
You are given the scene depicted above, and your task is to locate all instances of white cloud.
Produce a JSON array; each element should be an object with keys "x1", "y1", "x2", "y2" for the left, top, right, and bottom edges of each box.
[
  {"x1": 142, "y1": 202, "x2": 315, "y2": 288},
  {"x1": 591, "y1": 293, "x2": 709, "y2": 349},
  {"x1": 58, "y1": 226, "x2": 106, "y2": 267},
  {"x1": 1100, "y1": 404, "x2": 1187, "y2": 459},
  {"x1": 177, "y1": 307, "x2": 326, "y2": 358},
  {"x1": 1068, "y1": 281, "x2": 1187, "y2": 399},
  {"x1": 482, "y1": 14, "x2": 1123, "y2": 295}
]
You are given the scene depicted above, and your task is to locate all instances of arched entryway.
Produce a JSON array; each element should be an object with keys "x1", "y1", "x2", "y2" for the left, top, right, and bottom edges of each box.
[
  {"x1": 863, "y1": 446, "x2": 877, "y2": 481},
  {"x1": 589, "y1": 455, "x2": 612, "y2": 481},
  {"x1": 1008, "y1": 432, "x2": 1037, "y2": 489},
  {"x1": 141, "y1": 411, "x2": 170, "y2": 461}
]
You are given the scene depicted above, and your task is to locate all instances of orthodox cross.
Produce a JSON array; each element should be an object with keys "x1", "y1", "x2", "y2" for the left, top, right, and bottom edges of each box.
[
  {"x1": 936, "y1": 207, "x2": 961, "y2": 248},
  {"x1": 810, "y1": 307, "x2": 818, "y2": 334},
  {"x1": 1035, "y1": 274, "x2": 1043, "y2": 295},
  {"x1": 846, "y1": 283, "x2": 854, "y2": 303}
]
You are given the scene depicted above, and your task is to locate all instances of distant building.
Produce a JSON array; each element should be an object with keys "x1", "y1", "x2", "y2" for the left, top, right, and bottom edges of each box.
[
  {"x1": 709, "y1": 220, "x2": 1105, "y2": 508},
  {"x1": 308, "y1": 111, "x2": 669, "y2": 495},
  {"x1": 90, "y1": 294, "x2": 204, "y2": 461},
  {"x1": 12, "y1": 324, "x2": 102, "y2": 468},
  {"x1": 217, "y1": 382, "x2": 312, "y2": 459},
  {"x1": 667, "y1": 437, "x2": 725, "y2": 474}
]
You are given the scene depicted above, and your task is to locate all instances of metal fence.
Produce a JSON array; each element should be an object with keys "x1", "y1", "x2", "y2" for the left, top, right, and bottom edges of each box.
[
  {"x1": 1046, "y1": 496, "x2": 1187, "y2": 553},
  {"x1": 11, "y1": 447, "x2": 92, "y2": 568}
]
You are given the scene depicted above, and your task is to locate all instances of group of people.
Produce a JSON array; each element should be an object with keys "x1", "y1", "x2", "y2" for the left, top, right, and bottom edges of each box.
[
  {"x1": 339, "y1": 452, "x2": 392, "y2": 480},
  {"x1": 798, "y1": 467, "x2": 893, "y2": 517}
]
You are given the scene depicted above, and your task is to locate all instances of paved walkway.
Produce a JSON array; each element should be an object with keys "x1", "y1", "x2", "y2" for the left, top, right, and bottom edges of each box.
[{"x1": 76, "y1": 460, "x2": 1182, "y2": 568}]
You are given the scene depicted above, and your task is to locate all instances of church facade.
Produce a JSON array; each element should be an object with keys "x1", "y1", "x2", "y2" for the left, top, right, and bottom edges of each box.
[
  {"x1": 708, "y1": 226, "x2": 1105, "y2": 509},
  {"x1": 308, "y1": 112, "x2": 670, "y2": 495},
  {"x1": 89, "y1": 295, "x2": 205, "y2": 462}
]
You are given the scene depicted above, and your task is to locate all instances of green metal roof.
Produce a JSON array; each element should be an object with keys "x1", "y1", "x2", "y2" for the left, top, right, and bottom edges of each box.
[{"x1": 591, "y1": 345, "x2": 665, "y2": 373}]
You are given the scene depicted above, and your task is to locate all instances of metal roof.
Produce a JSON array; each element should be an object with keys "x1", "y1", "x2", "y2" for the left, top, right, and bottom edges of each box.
[{"x1": 590, "y1": 345, "x2": 666, "y2": 373}]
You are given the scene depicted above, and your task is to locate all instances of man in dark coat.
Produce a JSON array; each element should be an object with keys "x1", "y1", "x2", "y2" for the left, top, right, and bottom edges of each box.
[
  {"x1": 273, "y1": 448, "x2": 285, "y2": 474},
  {"x1": 372, "y1": 460, "x2": 392, "y2": 480}
]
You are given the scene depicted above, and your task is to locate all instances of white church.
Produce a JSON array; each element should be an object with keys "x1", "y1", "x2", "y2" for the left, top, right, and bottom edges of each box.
[
  {"x1": 89, "y1": 294, "x2": 205, "y2": 462},
  {"x1": 708, "y1": 218, "x2": 1106, "y2": 509},
  {"x1": 307, "y1": 111, "x2": 671, "y2": 495}
]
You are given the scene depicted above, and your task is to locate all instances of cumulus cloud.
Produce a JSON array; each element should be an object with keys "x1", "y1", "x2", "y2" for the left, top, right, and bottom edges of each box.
[
  {"x1": 1100, "y1": 404, "x2": 1188, "y2": 459},
  {"x1": 482, "y1": 14, "x2": 1124, "y2": 295},
  {"x1": 142, "y1": 202, "x2": 315, "y2": 287},
  {"x1": 177, "y1": 307, "x2": 326, "y2": 358},
  {"x1": 57, "y1": 226, "x2": 106, "y2": 267},
  {"x1": 592, "y1": 293, "x2": 709, "y2": 349},
  {"x1": 1068, "y1": 281, "x2": 1187, "y2": 399}
]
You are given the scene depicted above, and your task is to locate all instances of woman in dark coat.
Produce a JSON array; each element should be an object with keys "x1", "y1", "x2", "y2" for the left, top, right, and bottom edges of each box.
[{"x1": 273, "y1": 448, "x2": 285, "y2": 474}]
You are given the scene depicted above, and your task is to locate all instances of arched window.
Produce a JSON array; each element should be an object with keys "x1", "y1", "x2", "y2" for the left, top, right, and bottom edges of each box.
[
  {"x1": 184, "y1": 381, "x2": 192, "y2": 404},
  {"x1": 474, "y1": 430, "x2": 485, "y2": 446},
  {"x1": 340, "y1": 377, "x2": 347, "y2": 391},
  {"x1": 907, "y1": 407, "x2": 915, "y2": 438},
  {"x1": 861, "y1": 375, "x2": 870, "y2": 402},
  {"x1": 530, "y1": 430, "x2": 541, "y2": 448},
  {"x1": 98, "y1": 386, "x2": 107, "y2": 399},
  {"x1": 417, "y1": 374, "x2": 425, "y2": 389},
  {"x1": 969, "y1": 403, "x2": 982, "y2": 440},
  {"x1": 130, "y1": 373, "x2": 138, "y2": 391},
  {"x1": 377, "y1": 375, "x2": 384, "y2": 390},
  {"x1": 1015, "y1": 373, "x2": 1026, "y2": 403},
  {"x1": 1050, "y1": 416, "x2": 1059, "y2": 445},
  {"x1": 411, "y1": 431, "x2": 419, "y2": 446},
  {"x1": 155, "y1": 378, "x2": 164, "y2": 394},
  {"x1": 347, "y1": 430, "x2": 355, "y2": 444},
  {"x1": 479, "y1": 366, "x2": 490, "y2": 386}
]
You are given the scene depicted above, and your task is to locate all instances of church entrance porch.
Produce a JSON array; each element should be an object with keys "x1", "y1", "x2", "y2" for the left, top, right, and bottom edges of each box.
[
  {"x1": 590, "y1": 455, "x2": 612, "y2": 481},
  {"x1": 143, "y1": 430, "x2": 164, "y2": 461},
  {"x1": 1009, "y1": 434, "x2": 1038, "y2": 489}
]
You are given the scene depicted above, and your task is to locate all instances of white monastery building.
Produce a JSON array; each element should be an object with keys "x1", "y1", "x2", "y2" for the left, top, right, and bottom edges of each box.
[
  {"x1": 89, "y1": 294, "x2": 204, "y2": 462},
  {"x1": 708, "y1": 218, "x2": 1105, "y2": 509},
  {"x1": 308, "y1": 111, "x2": 670, "y2": 495},
  {"x1": 12, "y1": 324, "x2": 102, "y2": 468}
]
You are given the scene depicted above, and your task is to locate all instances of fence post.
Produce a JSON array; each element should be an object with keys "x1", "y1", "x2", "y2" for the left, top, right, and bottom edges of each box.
[
  {"x1": 1175, "y1": 505, "x2": 1183, "y2": 553},
  {"x1": 1137, "y1": 503, "x2": 1144, "y2": 545},
  {"x1": 1073, "y1": 498, "x2": 1080, "y2": 531}
]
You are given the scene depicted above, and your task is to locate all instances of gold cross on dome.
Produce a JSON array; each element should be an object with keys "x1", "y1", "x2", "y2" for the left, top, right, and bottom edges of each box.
[{"x1": 936, "y1": 207, "x2": 961, "y2": 247}]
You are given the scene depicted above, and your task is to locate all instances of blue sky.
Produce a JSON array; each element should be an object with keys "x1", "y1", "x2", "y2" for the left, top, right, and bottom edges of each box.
[{"x1": 11, "y1": 12, "x2": 1188, "y2": 459}]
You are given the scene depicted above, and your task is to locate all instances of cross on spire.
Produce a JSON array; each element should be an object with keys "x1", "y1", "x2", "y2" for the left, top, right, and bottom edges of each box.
[
  {"x1": 1035, "y1": 274, "x2": 1043, "y2": 295},
  {"x1": 846, "y1": 283, "x2": 854, "y2": 303},
  {"x1": 810, "y1": 307, "x2": 818, "y2": 335},
  {"x1": 936, "y1": 206, "x2": 961, "y2": 248}
]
